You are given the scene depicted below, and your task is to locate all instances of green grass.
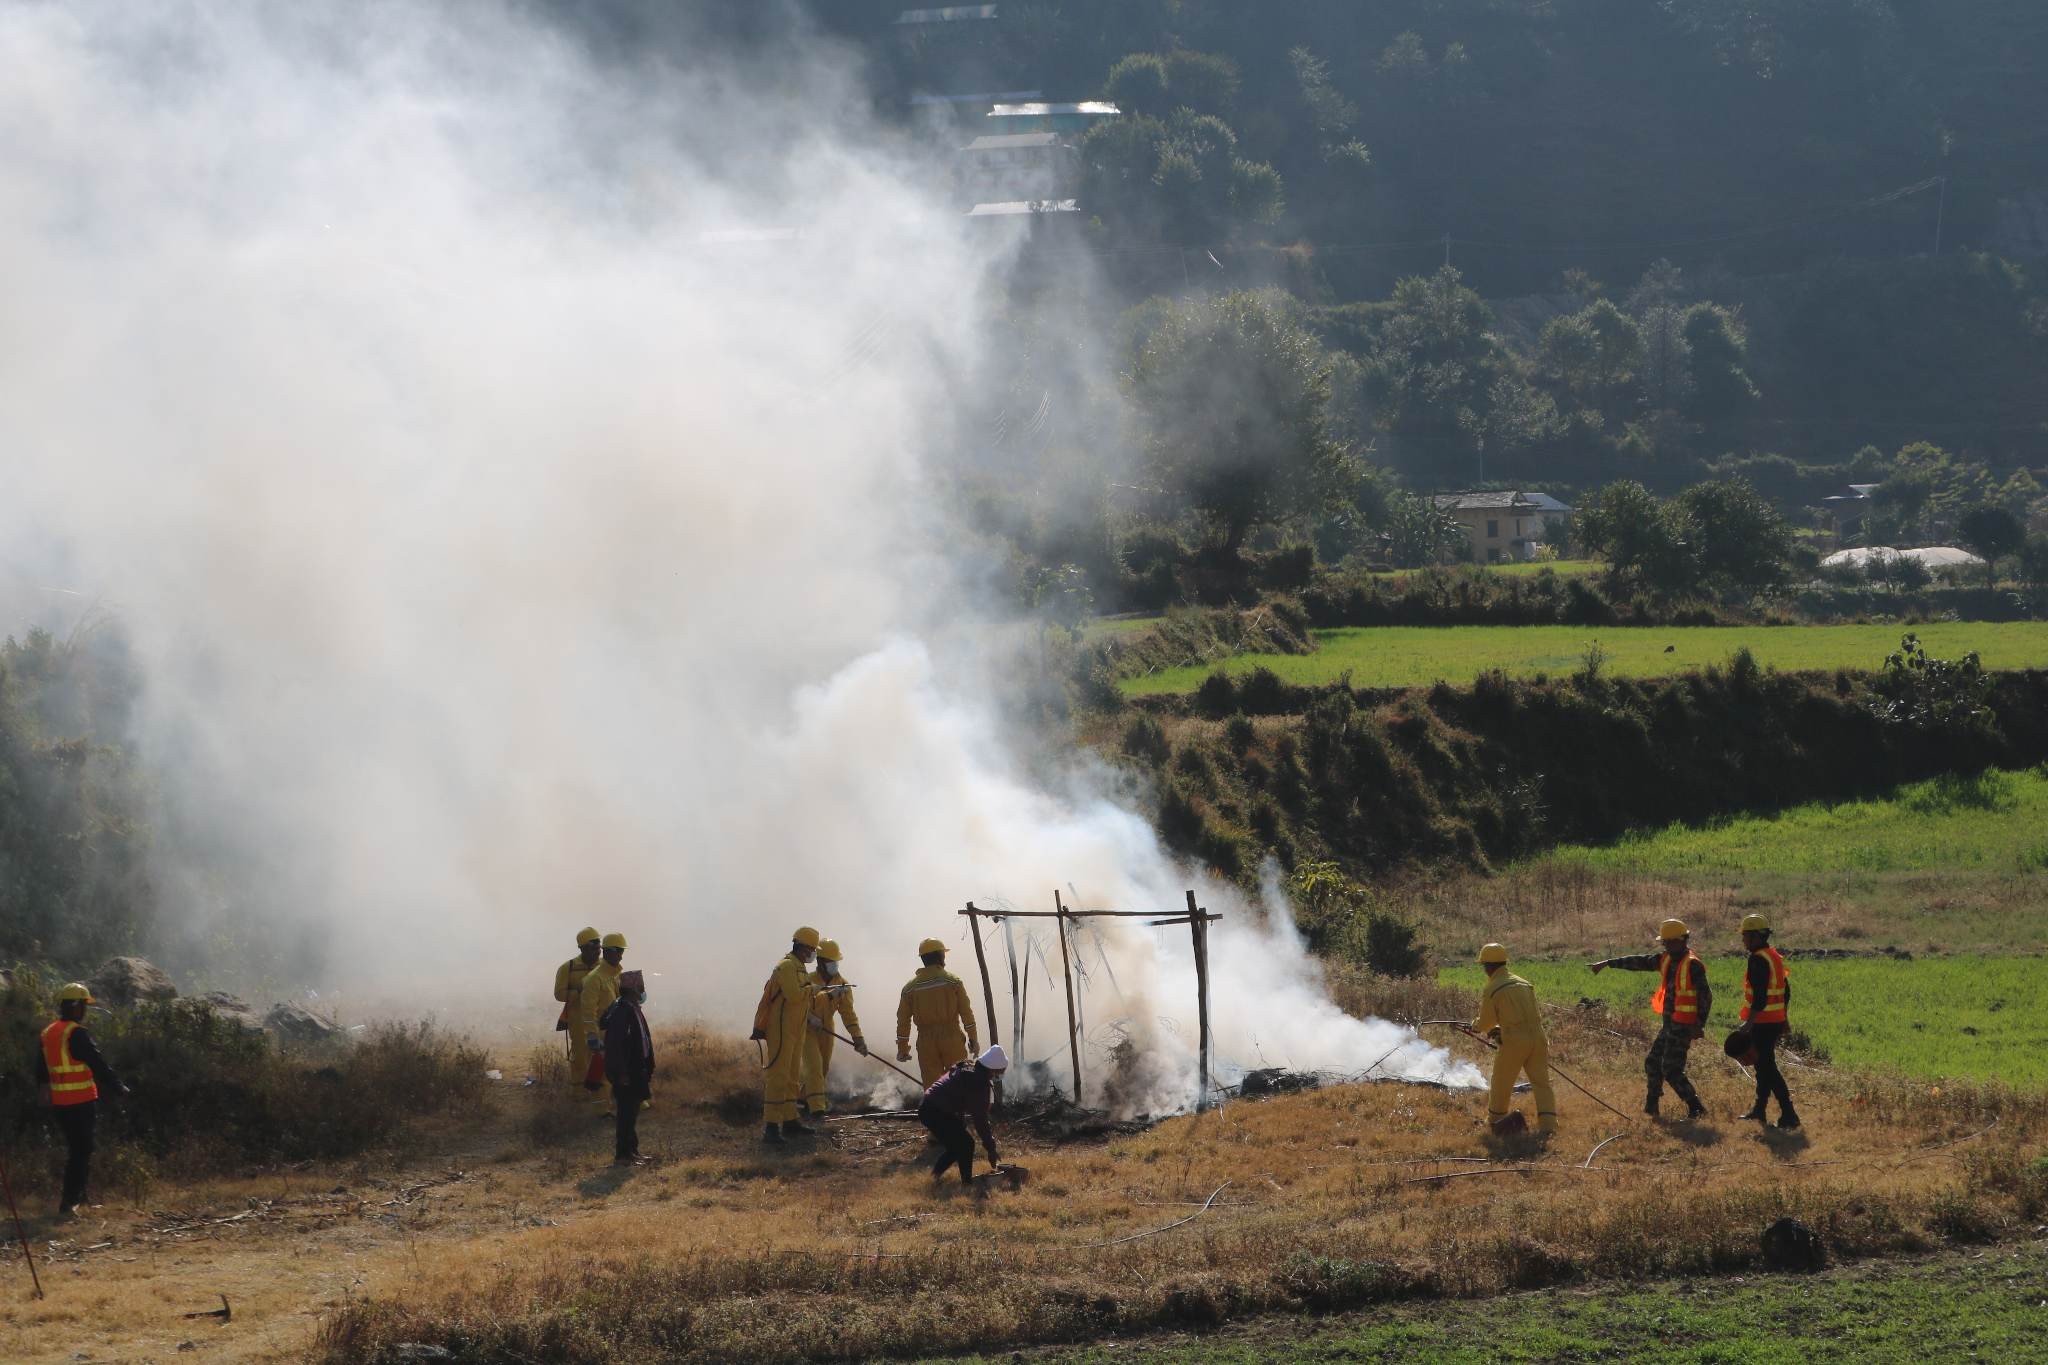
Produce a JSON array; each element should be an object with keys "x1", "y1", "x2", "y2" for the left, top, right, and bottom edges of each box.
[
  {"x1": 1366, "y1": 557, "x2": 1606, "y2": 580},
  {"x1": 969, "y1": 1245, "x2": 2048, "y2": 1363},
  {"x1": 1119, "y1": 621, "x2": 2048, "y2": 695},
  {"x1": 1439, "y1": 956, "x2": 2044, "y2": 1086},
  {"x1": 1545, "y1": 767, "x2": 2048, "y2": 878}
]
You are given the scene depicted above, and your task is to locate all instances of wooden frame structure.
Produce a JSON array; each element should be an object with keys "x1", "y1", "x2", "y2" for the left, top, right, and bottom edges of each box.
[{"x1": 960, "y1": 890, "x2": 1222, "y2": 1111}]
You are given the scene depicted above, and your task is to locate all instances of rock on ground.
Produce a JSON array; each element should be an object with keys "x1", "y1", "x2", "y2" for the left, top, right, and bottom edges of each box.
[
  {"x1": 88, "y1": 956, "x2": 179, "y2": 1008},
  {"x1": 264, "y1": 1000, "x2": 341, "y2": 1046}
]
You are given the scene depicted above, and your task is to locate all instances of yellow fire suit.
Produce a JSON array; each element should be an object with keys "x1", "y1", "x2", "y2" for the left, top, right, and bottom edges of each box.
[
  {"x1": 1473, "y1": 969, "x2": 1557, "y2": 1133},
  {"x1": 896, "y1": 965, "x2": 977, "y2": 1086},
  {"x1": 579, "y1": 960, "x2": 623, "y2": 1089},
  {"x1": 553, "y1": 956, "x2": 597, "y2": 1098},
  {"x1": 799, "y1": 970, "x2": 865, "y2": 1116},
  {"x1": 754, "y1": 953, "x2": 815, "y2": 1124}
]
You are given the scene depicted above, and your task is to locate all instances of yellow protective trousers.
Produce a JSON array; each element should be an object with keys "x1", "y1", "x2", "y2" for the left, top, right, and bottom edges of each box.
[
  {"x1": 800, "y1": 1032, "x2": 835, "y2": 1116},
  {"x1": 755, "y1": 955, "x2": 812, "y2": 1124},
  {"x1": 915, "y1": 1031, "x2": 969, "y2": 1087},
  {"x1": 1489, "y1": 1035, "x2": 1558, "y2": 1133}
]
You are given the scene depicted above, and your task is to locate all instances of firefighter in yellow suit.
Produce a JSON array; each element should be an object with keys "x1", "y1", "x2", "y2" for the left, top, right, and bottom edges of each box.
[
  {"x1": 1472, "y1": 942, "x2": 1558, "y2": 1135},
  {"x1": 580, "y1": 932, "x2": 627, "y2": 1113},
  {"x1": 554, "y1": 927, "x2": 603, "y2": 1101},
  {"x1": 896, "y1": 937, "x2": 978, "y2": 1086},
  {"x1": 752, "y1": 926, "x2": 820, "y2": 1145},
  {"x1": 799, "y1": 939, "x2": 867, "y2": 1117}
]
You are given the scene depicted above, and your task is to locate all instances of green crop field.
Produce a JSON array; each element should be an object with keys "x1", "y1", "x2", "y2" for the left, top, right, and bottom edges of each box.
[
  {"x1": 1120, "y1": 621, "x2": 2048, "y2": 695},
  {"x1": 1367, "y1": 557, "x2": 1606, "y2": 580},
  {"x1": 1544, "y1": 767, "x2": 2048, "y2": 878},
  {"x1": 1439, "y1": 956, "x2": 2045, "y2": 1086},
  {"x1": 998, "y1": 1245, "x2": 2048, "y2": 1364}
]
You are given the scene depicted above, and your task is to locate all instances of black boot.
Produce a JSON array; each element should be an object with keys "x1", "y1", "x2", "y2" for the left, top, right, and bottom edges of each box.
[
  {"x1": 1776, "y1": 1109, "x2": 1801, "y2": 1131},
  {"x1": 1738, "y1": 1103, "x2": 1769, "y2": 1121},
  {"x1": 1643, "y1": 1093, "x2": 1660, "y2": 1118},
  {"x1": 1685, "y1": 1098, "x2": 1707, "y2": 1121},
  {"x1": 782, "y1": 1118, "x2": 816, "y2": 1137},
  {"x1": 762, "y1": 1122, "x2": 786, "y2": 1146}
]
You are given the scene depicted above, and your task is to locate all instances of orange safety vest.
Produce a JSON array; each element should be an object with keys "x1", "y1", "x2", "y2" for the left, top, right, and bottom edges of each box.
[
  {"x1": 1649, "y1": 952, "x2": 1701, "y2": 1026},
  {"x1": 1742, "y1": 946, "x2": 1790, "y2": 1024},
  {"x1": 41, "y1": 1019, "x2": 98, "y2": 1106}
]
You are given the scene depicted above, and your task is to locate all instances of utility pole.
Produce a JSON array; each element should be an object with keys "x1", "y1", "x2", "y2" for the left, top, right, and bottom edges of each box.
[{"x1": 1932, "y1": 176, "x2": 1947, "y2": 257}]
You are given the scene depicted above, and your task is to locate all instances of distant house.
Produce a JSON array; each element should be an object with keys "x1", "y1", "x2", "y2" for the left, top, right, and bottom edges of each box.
[
  {"x1": 1820, "y1": 483, "x2": 1880, "y2": 539},
  {"x1": 1431, "y1": 490, "x2": 1575, "y2": 563},
  {"x1": 985, "y1": 101, "x2": 1121, "y2": 135},
  {"x1": 958, "y1": 131, "x2": 1076, "y2": 202}
]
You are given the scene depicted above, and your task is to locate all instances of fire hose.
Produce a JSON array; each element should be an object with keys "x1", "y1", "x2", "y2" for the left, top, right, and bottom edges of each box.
[
  {"x1": 827, "y1": 1027, "x2": 925, "y2": 1089},
  {"x1": 1422, "y1": 1020, "x2": 1633, "y2": 1121}
]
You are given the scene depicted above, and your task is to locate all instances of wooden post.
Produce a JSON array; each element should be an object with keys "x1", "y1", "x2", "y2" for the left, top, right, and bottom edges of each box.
[
  {"x1": 1054, "y1": 889, "x2": 1083, "y2": 1105},
  {"x1": 965, "y1": 902, "x2": 1003, "y2": 1107},
  {"x1": 1187, "y1": 889, "x2": 1213, "y2": 1112}
]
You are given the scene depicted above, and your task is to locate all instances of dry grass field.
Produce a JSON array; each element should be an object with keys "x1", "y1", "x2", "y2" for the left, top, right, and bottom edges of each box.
[{"x1": 4, "y1": 1000, "x2": 2040, "y2": 1363}]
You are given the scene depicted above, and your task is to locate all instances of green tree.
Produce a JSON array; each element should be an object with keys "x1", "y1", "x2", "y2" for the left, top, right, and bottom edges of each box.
[
  {"x1": 1676, "y1": 478, "x2": 1791, "y2": 593},
  {"x1": 1126, "y1": 291, "x2": 1358, "y2": 554},
  {"x1": 1102, "y1": 53, "x2": 1170, "y2": 116},
  {"x1": 1955, "y1": 505, "x2": 2026, "y2": 589},
  {"x1": 1536, "y1": 298, "x2": 1644, "y2": 414},
  {"x1": 1576, "y1": 480, "x2": 1698, "y2": 594},
  {"x1": 1364, "y1": 266, "x2": 1538, "y2": 482},
  {"x1": 1680, "y1": 302, "x2": 1760, "y2": 428},
  {"x1": 1382, "y1": 489, "x2": 1465, "y2": 568}
]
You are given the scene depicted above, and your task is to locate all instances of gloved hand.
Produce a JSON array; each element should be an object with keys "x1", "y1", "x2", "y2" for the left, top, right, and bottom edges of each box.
[
  {"x1": 896, "y1": 1044, "x2": 912, "y2": 1062},
  {"x1": 587, "y1": 1035, "x2": 604, "y2": 1052},
  {"x1": 1486, "y1": 1027, "x2": 1500, "y2": 1042},
  {"x1": 806, "y1": 1015, "x2": 825, "y2": 1032},
  {"x1": 853, "y1": 1037, "x2": 869, "y2": 1057},
  {"x1": 749, "y1": 1028, "x2": 766, "y2": 1042},
  {"x1": 118, "y1": 1083, "x2": 133, "y2": 1099}
]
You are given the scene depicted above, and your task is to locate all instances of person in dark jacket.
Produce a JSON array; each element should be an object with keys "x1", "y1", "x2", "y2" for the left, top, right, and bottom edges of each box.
[
  {"x1": 601, "y1": 969, "x2": 655, "y2": 1165},
  {"x1": 1733, "y1": 914, "x2": 1800, "y2": 1130},
  {"x1": 36, "y1": 983, "x2": 127, "y2": 1217},
  {"x1": 918, "y1": 1045, "x2": 1007, "y2": 1185}
]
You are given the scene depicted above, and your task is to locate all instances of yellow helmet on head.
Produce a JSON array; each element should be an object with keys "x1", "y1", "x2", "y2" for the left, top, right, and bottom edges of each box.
[
  {"x1": 601, "y1": 932, "x2": 628, "y2": 950},
  {"x1": 1740, "y1": 913, "x2": 1771, "y2": 934},
  {"x1": 917, "y1": 937, "x2": 946, "y2": 957},
  {"x1": 1659, "y1": 919, "x2": 1689, "y2": 941},
  {"x1": 575, "y1": 926, "x2": 601, "y2": 946},
  {"x1": 1478, "y1": 943, "x2": 1508, "y2": 965},
  {"x1": 816, "y1": 939, "x2": 843, "y2": 963},
  {"x1": 57, "y1": 982, "x2": 94, "y2": 1005},
  {"x1": 791, "y1": 926, "x2": 821, "y2": 949}
]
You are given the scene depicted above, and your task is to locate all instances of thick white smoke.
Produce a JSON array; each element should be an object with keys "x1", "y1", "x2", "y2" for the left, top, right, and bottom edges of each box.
[{"x1": 0, "y1": 2, "x2": 1476, "y2": 1107}]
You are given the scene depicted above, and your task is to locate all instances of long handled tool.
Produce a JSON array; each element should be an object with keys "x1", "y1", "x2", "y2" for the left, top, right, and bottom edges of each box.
[
  {"x1": 1422, "y1": 1021, "x2": 1633, "y2": 1122},
  {"x1": 0, "y1": 1150, "x2": 43, "y2": 1299},
  {"x1": 829, "y1": 1028, "x2": 925, "y2": 1089}
]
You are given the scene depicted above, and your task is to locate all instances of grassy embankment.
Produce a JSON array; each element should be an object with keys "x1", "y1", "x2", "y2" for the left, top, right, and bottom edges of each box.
[
  {"x1": 965, "y1": 1243, "x2": 2048, "y2": 1363},
  {"x1": 1442, "y1": 956, "x2": 2040, "y2": 1086},
  {"x1": 1398, "y1": 767, "x2": 2048, "y2": 964},
  {"x1": 1120, "y1": 621, "x2": 2048, "y2": 696}
]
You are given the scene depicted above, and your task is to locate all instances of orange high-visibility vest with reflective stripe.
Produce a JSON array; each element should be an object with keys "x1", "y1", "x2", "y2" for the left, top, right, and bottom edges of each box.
[
  {"x1": 1649, "y1": 952, "x2": 1701, "y2": 1025},
  {"x1": 1742, "y1": 946, "x2": 1789, "y2": 1024},
  {"x1": 41, "y1": 1019, "x2": 98, "y2": 1106}
]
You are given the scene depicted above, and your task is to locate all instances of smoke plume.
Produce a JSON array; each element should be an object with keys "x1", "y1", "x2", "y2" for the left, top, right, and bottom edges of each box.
[{"x1": 0, "y1": 1, "x2": 1476, "y2": 1106}]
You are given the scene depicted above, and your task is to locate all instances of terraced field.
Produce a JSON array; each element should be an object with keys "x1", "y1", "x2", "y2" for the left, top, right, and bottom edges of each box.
[{"x1": 1120, "y1": 621, "x2": 2048, "y2": 695}]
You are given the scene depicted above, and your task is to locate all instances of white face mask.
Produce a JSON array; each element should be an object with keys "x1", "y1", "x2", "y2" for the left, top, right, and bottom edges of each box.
[{"x1": 821, "y1": 961, "x2": 838, "y2": 978}]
